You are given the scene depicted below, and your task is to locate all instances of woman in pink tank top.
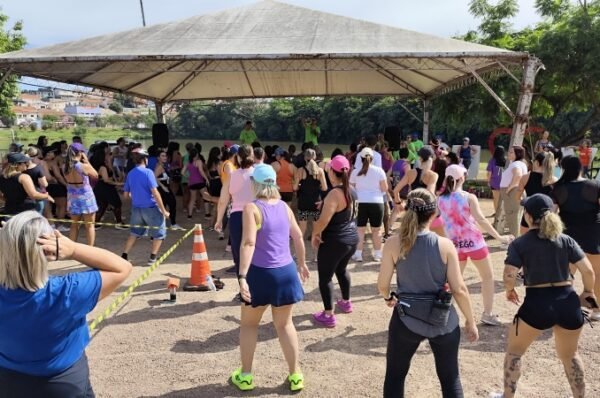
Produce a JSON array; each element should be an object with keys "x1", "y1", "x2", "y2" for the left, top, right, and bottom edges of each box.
[{"x1": 437, "y1": 164, "x2": 512, "y2": 326}]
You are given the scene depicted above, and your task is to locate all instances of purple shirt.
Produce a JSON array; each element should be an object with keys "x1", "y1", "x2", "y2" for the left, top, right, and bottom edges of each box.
[
  {"x1": 251, "y1": 200, "x2": 293, "y2": 268},
  {"x1": 486, "y1": 158, "x2": 503, "y2": 190}
]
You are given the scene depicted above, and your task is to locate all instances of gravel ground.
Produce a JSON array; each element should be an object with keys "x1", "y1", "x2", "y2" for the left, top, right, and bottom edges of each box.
[{"x1": 48, "y1": 199, "x2": 600, "y2": 398}]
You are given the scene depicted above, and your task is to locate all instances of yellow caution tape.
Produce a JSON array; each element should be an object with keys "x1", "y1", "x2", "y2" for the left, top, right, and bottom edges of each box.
[
  {"x1": 88, "y1": 225, "x2": 198, "y2": 332},
  {"x1": 0, "y1": 214, "x2": 190, "y2": 231}
]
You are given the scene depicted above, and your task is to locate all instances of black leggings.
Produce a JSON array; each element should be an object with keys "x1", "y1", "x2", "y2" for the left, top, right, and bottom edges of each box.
[
  {"x1": 384, "y1": 313, "x2": 463, "y2": 398},
  {"x1": 317, "y1": 240, "x2": 356, "y2": 311},
  {"x1": 158, "y1": 186, "x2": 177, "y2": 225}
]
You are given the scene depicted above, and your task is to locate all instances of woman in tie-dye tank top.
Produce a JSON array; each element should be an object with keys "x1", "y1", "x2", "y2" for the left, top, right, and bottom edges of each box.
[{"x1": 438, "y1": 164, "x2": 513, "y2": 326}]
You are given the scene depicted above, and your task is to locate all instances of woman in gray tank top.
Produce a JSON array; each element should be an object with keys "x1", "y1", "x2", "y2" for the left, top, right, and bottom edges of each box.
[{"x1": 377, "y1": 188, "x2": 479, "y2": 398}]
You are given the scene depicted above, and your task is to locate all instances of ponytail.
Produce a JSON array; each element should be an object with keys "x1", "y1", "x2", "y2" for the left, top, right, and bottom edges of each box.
[
  {"x1": 541, "y1": 152, "x2": 555, "y2": 186},
  {"x1": 441, "y1": 175, "x2": 457, "y2": 196},
  {"x1": 333, "y1": 169, "x2": 352, "y2": 208},
  {"x1": 536, "y1": 212, "x2": 563, "y2": 241},
  {"x1": 358, "y1": 155, "x2": 372, "y2": 177},
  {"x1": 398, "y1": 189, "x2": 437, "y2": 259},
  {"x1": 304, "y1": 149, "x2": 319, "y2": 177}
]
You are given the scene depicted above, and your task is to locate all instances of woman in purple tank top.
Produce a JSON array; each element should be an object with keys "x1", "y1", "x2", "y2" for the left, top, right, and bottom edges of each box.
[{"x1": 232, "y1": 164, "x2": 310, "y2": 393}]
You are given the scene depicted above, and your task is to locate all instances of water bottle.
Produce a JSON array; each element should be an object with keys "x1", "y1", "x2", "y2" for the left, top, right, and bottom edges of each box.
[{"x1": 206, "y1": 275, "x2": 217, "y2": 291}]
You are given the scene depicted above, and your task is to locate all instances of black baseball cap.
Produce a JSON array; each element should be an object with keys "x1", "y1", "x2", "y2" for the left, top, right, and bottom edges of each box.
[
  {"x1": 521, "y1": 193, "x2": 554, "y2": 221},
  {"x1": 7, "y1": 153, "x2": 30, "y2": 164}
]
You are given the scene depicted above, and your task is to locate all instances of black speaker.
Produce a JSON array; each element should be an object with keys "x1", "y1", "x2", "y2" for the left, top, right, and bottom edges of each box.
[
  {"x1": 384, "y1": 125, "x2": 401, "y2": 151},
  {"x1": 152, "y1": 123, "x2": 169, "y2": 148}
]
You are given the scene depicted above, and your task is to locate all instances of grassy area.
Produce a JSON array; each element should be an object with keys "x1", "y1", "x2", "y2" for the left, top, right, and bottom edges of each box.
[{"x1": 0, "y1": 127, "x2": 148, "y2": 149}]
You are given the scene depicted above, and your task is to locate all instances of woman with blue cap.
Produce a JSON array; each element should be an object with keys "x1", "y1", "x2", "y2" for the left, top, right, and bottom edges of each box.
[{"x1": 231, "y1": 164, "x2": 310, "y2": 392}]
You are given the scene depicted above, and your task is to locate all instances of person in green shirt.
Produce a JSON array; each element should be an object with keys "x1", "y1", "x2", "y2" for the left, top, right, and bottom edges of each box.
[
  {"x1": 407, "y1": 133, "x2": 424, "y2": 165},
  {"x1": 239, "y1": 120, "x2": 258, "y2": 145},
  {"x1": 303, "y1": 117, "x2": 320, "y2": 146}
]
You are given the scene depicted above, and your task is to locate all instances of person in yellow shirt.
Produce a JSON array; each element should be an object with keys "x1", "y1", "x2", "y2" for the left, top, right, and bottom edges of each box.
[{"x1": 239, "y1": 121, "x2": 258, "y2": 145}]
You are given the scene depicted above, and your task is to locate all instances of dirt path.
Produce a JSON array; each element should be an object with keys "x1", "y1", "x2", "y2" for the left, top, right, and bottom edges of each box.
[{"x1": 48, "y1": 199, "x2": 600, "y2": 397}]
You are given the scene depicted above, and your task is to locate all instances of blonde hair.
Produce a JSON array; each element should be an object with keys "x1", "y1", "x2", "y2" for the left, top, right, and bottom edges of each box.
[
  {"x1": 541, "y1": 152, "x2": 555, "y2": 186},
  {"x1": 2, "y1": 163, "x2": 21, "y2": 178},
  {"x1": 398, "y1": 188, "x2": 437, "y2": 259},
  {"x1": 0, "y1": 211, "x2": 53, "y2": 291},
  {"x1": 304, "y1": 149, "x2": 319, "y2": 177},
  {"x1": 532, "y1": 212, "x2": 563, "y2": 241},
  {"x1": 251, "y1": 180, "x2": 281, "y2": 200},
  {"x1": 26, "y1": 147, "x2": 39, "y2": 159}
]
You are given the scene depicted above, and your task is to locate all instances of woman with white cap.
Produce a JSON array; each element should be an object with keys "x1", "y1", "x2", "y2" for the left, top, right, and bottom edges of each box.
[
  {"x1": 232, "y1": 164, "x2": 310, "y2": 392},
  {"x1": 438, "y1": 164, "x2": 512, "y2": 326},
  {"x1": 491, "y1": 193, "x2": 596, "y2": 398},
  {"x1": 310, "y1": 155, "x2": 359, "y2": 328},
  {"x1": 350, "y1": 147, "x2": 388, "y2": 262}
]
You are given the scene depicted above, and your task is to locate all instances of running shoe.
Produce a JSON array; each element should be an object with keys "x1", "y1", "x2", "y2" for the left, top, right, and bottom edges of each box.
[
  {"x1": 288, "y1": 372, "x2": 304, "y2": 392},
  {"x1": 57, "y1": 225, "x2": 70, "y2": 232},
  {"x1": 373, "y1": 253, "x2": 382, "y2": 262},
  {"x1": 115, "y1": 223, "x2": 128, "y2": 230},
  {"x1": 590, "y1": 311, "x2": 600, "y2": 322},
  {"x1": 94, "y1": 225, "x2": 102, "y2": 230},
  {"x1": 231, "y1": 368, "x2": 255, "y2": 391},
  {"x1": 146, "y1": 256, "x2": 157, "y2": 267},
  {"x1": 312, "y1": 311, "x2": 336, "y2": 328},
  {"x1": 336, "y1": 299, "x2": 353, "y2": 314},
  {"x1": 488, "y1": 393, "x2": 503, "y2": 398},
  {"x1": 170, "y1": 224, "x2": 185, "y2": 231},
  {"x1": 481, "y1": 313, "x2": 502, "y2": 326},
  {"x1": 351, "y1": 252, "x2": 363, "y2": 262},
  {"x1": 218, "y1": 232, "x2": 225, "y2": 240},
  {"x1": 225, "y1": 245, "x2": 232, "y2": 253},
  {"x1": 205, "y1": 213, "x2": 212, "y2": 220}
]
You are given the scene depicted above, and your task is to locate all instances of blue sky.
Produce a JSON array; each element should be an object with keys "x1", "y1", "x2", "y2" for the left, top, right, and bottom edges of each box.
[{"x1": 4, "y1": 0, "x2": 542, "y2": 48}]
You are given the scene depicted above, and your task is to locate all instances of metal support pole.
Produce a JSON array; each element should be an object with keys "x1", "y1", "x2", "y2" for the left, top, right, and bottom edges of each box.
[
  {"x1": 398, "y1": 101, "x2": 423, "y2": 125},
  {"x1": 510, "y1": 57, "x2": 543, "y2": 147},
  {"x1": 155, "y1": 101, "x2": 165, "y2": 123},
  {"x1": 422, "y1": 99, "x2": 431, "y2": 144},
  {"x1": 139, "y1": 0, "x2": 147, "y2": 27}
]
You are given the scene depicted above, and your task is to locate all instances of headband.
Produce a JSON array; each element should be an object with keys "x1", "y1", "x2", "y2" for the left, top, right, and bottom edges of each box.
[{"x1": 405, "y1": 198, "x2": 437, "y2": 213}]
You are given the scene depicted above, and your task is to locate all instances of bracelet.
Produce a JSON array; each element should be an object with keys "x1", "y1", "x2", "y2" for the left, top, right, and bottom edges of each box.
[
  {"x1": 384, "y1": 292, "x2": 397, "y2": 302},
  {"x1": 237, "y1": 275, "x2": 246, "y2": 281}
]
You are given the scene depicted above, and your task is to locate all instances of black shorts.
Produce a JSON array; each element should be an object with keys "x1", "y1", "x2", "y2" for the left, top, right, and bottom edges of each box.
[
  {"x1": 516, "y1": 286, "x2": 584, "y2": 331},
  {"x1": 47, "y1": 183, "x2": 67, "y2": 198},
  {"x1": 356, "y1": 203, "x2": 384, "y2": 228},
  {"x1": 189, "y1": 183, "x2": 206, "y2": 191},
  {"x1": 280, "y1": 192, "x2": 293, "y2": 202}
]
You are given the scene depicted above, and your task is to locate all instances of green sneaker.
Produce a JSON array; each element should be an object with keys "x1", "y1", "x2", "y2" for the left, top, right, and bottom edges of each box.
[
  {"x1": 288, "y1": 372, "x2": 304, "y2": 391},
  {"x1": 231, "y1": 368, "x2": 255, "y2": 391}
]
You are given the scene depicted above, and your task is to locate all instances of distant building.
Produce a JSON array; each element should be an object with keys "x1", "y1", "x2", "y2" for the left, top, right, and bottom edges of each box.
[
  {"x1": 65, "y1": 105, "x2": 102, "y2": 120},
  {"x1": 13, "y1": 106, "x2": 39, "y2": 126}
]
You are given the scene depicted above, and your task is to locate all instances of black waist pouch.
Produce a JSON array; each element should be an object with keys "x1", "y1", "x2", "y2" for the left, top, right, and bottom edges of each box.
[{"x1": 396, "y1": 293, "x2": 452, "y2": 327}]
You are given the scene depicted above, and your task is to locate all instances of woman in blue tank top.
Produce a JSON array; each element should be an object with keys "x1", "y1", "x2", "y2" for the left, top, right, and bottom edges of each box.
[
  {"x1": 378, "y1": 188, "x2": 479, "y2": 398},
  {"x1": 232, "y1": 164, "x2": 310, "y2": 393}
]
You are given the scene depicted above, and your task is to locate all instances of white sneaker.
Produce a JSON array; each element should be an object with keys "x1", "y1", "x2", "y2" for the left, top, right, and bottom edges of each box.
[
  {"x1": 373, "y1": 253, "x2": 382, "y2": 262},
  {"x1": 57, "y1": 225, "x2": 70, "y2": 232},
  {"x1": 488, "y1": 393, "x2": 503, "y2": 398},
  {"x1": 115, "y1": 223, "x2": 129, "y2": 230},
  {"x1": 351, "y1": 253, "x2": 363, "y2": 262},
  {"x1": 590, "y1": 311, "x2": 600, "y2": 322},
  {"x1": 225, "y1": 245, "x2": 232, "y2": 253},
  {"x1": 481, "y1": 313, "x2": 502, "y2": 326},
  {"x1": 170, "y1": 224, "x2": 185, "y2": 231}
]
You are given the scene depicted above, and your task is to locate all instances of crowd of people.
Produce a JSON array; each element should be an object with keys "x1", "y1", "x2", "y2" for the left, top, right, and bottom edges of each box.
[{"x1": 0, "y1": 124, "x2": 599, "y2": 397}]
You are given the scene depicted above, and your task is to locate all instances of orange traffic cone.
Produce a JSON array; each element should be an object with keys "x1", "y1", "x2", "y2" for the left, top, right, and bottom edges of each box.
[{"x1": 184, "y1": 224, "x2": 212, "y2": 291}]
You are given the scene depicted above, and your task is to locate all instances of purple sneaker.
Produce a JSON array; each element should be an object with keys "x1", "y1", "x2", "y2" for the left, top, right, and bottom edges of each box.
[
  {"x1": 336, "y1": 299, "x2": 353, "y2": 314},
  {"x1": 313, "y1": 311, "x2": 336, "y2": 328}
]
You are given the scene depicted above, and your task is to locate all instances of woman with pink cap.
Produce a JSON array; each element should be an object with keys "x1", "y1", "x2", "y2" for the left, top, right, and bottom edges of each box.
[
  {"x1": 437, "y1": 164, "x2": 512, "y2": 326},
  {"x1": 310, "y1": 155, "x2": 359, "y2": 327}
]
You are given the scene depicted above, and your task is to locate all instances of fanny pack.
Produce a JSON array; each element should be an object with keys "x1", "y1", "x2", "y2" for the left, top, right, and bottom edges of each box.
[{"x1": 395, "y1": 292, "x2": 452, "y2": 327}]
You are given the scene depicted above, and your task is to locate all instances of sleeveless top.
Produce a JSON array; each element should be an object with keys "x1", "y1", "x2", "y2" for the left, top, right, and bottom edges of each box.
[
  {"x1": 276, "y1": 159, "x2": 294, "y2": 193},
  {"x1": 524, "y1": 172, "x2": 550, "y2": 197},
  {"x1": 459, "y1": 146, "x2": 472, "y2": 160},
  {"x1": 251, "y1": 200, "x2": 294, "y2": 268},
  {"x1": 437, "y1": 191, "x2": 486, "y2": 254},
  {"x1": 24, "y1": 164, "x2": 44, "y2": 190},
  {"x1": 208, "y1": 169, "x2": 222, "y2": 197},
  {"x1": 219, "y1": 159, "x2": 237, "y2": 184},
  {"x1": 395, "y1": 232, "x2": 459, "y2": 337},
  {"x1": 229, "y1": 167, "x2": 255, "y2": 213},
  {"x1": 410, "y1": 168, "x2": 428, "y2": 190},
  {"x1": 157, "y1": 164, "x2": 170, "y2": 185},
  {"x1": 0, "y1": 174, "x2": 36, "y2": 214},
  {"x1": 553, "y1": 180, "x2": 600, "y2": 228},
  {"x1": 321, "y1": 187, "x2": 359, "y2": 245},
  {"x1": 186, "y1": 161, "x2": 205, "y2": 185},
  {"x1": 391, "y1": 159, "x2": 409, "y2": 198},
  {"x1": 66, "y1": 163, "x2": 93, "y2": 192},
  {"x1": 297, "y1": 167, "x2": 322, "y2": 211}
]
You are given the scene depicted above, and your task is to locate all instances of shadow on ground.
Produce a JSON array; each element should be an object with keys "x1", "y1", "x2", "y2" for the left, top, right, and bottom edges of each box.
[{"x1": 141, "y1": 380, "x2": 298, "y2": 397}]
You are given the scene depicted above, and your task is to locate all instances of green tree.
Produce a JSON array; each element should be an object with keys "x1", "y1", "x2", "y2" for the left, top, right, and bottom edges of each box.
[
  {"x1": 108, "y1": 101, "x2": 123, "y2": 113},
  {"x1": 0, "y1": 10, "x2": 26, "y2": 126},
  {"x1": 73, "y1": 115, "x2": 86, "y2": 126}
]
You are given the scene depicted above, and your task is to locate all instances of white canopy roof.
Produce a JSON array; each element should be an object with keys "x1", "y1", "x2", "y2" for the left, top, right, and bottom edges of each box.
[{"x1": 0, "y1": 0, "x2": 530, "y2": 102}]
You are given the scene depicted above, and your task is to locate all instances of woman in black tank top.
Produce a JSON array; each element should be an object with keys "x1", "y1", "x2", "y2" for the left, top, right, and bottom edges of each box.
[
  {"x1": 518, "y1": 152, "x2": 556, "y2": 233},
  {"x1": 294, "y1": 149, "x2": 327, "y2": 239},
  {"x1": 310, "y1": 156, "x2": 359, "y2": 327}
]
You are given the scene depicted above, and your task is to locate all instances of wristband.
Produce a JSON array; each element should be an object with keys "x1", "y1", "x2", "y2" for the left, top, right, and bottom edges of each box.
[
  {"x1": 237, "y1": 275, "x2": 246, "y2": 281},
  {"x1": 384, "y1": 292, "x2": 397, "y2": 302}
]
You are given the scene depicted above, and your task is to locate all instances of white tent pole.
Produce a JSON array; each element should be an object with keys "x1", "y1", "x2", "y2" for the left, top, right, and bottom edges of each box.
[
  {"x1": 510, "y1": 57, "x2": 543, "y2": 147},
  {"x1": 422, "y1": 99, "x2": 430, "y2": 143},
  {"x1": 155, "y1": 101, "x2": 165, "y2": 123}
]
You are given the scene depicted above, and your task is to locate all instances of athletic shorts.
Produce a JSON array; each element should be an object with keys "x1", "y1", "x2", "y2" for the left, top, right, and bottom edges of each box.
[
  {"x1": 356, "y1": 203, "x2": 384, "y2": 228},
  {"x1": 280, "y1": 192, "x2": 294, "y2": 203},
  {"x1": 298, "y1": 209, "x2": 319, "y2": 222},
  {"x1": 189, "y1": 183, "x2": 206, "y2": 191},
  {"x1": 516, "y1": 286, "x2": 584, "y2": 332},
  {"x1": 457, "y1": 246, "x2": 489, "y2": 262},
  {"x1": 129, "y1": 206, "x2": 166, "y2": 240}
]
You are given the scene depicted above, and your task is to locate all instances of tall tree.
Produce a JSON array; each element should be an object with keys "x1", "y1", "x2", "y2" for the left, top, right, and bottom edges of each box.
[{"x1": 0, "y1": 10, "x2": 26, "y2": 126}]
